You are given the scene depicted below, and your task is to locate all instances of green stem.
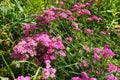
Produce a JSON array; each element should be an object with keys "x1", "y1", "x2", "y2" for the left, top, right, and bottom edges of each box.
[{"x1": 1, "y1": 53, "x2": 15, "y2": 79}]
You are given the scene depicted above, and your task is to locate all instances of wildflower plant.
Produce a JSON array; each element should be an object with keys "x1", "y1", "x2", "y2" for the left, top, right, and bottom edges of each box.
[{"x1": 0, "y1": 0, "x2": 120, "y2": 80}]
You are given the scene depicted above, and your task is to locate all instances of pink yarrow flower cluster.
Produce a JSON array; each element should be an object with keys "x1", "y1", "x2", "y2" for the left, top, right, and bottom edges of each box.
[
  {"x1": 107, "y1": 63, "x2": 120, "y2": 73},
  {"x1": 71, "y1": 72, "x2": 97, "y2": 80},
  {"x1": 11, "y1": 32, "x2": 65, "y2": 61},
  {"x1": 42, "y1": 60, "x2": 56, "y2": 80},
  {"x1": 84, "y1": 28, "x2": 94, "y2": 35},
  {"x1": 35, "y1": 7, "x2": 75, "y2": 26},
  {"x1": 106, "y1": 74, "x2": 118, "y2": 80},
  {"x1": 15, "y1": 76, "x2": 30, "y2": 80},
  {"x1": 87, "y1": 15, "x2": 102, "y2": 21},
  {"x1": 23, "y1": 23, "x2": 36, "y2": 35},
  {"x1": 92, "y1": 44, "x2": 115, "y2": 62}
]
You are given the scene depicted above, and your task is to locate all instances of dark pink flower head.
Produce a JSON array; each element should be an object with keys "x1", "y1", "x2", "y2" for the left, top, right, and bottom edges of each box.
[
  {"x1": 15, "y1": 76, "x2": 30, "y2": 80},
  {"x1": 104, "y1": 44, "x2": 110, "y2": 49},
  {"x1": 83, "y1": 9, "x2": 91, "y2": 15},
  {"x1": 103, "y1": 48, "x2": 115, "y2": 58},
  {"x1": 106, "y1": 74, "x2": 118, "y2": 80},
  {"x1": 81, "y1": 72, "x2": 89, "y2": 80},
  {"x1": 91, "y1": 15, "x2": 102, "y2": 21},
  {"x1": 71, "y1": 77, "x2": 81, "y2": 80},
  {"x1": 84, "y1": 28, "x2": 94, "y2": 35},
  {"x1": 107, "y1": 64, "x2": 118, "y2": 72}
]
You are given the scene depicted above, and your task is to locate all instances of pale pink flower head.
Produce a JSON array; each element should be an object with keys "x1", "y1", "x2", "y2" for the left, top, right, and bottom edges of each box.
[
  {"x1": 65, "y1": 37, "x2": 73, "y2": 42},
  {"x1": 42, "y1": 68, "x2": 56, "y2": 79},
  {"x1": 100, "y1": 31, "x2": 106, "y2": 35},
  {"x1": 84, "y1": 28, "x2": 94, "y2": 35},
  {"x1": 59, "y1": 12, "x2": 68, "y2": 19},
  {"x1": 43, "y1": 10, "x2": 55, "y2": 16},
  {"x1": 71, "y1": 77, "x2": 81, "y2": 80},
  {"x1": 106, "y1": 74, "x2": 118, "y2": 80},
  {"x1": 80, "y1": 60, "x2": 89, "y2": 67},
  {"x1": 51, "y1": 37, "x2": 65, "y2": 50},
  {"x1": 15, "y1": 76, "x2": 30, "y2": 80},
  {"x1": 82, "y1": 46, "x2": 90, "y2": 52},
  {"x1": 59, "y1": 1, "x2": 65, "y2": 5},
  {"x1": 93, "y1": 53, "x2": 101, "y2": 62},
  {"x1": 92, "y1": 48, "x2": 103, "y2": 54},
  {"x1": 87, "y1": 17, "x2": 93, "y2": 21},
  {"x1": 50, "y1": 55, "x2": 57, "y2": 60},
  {"x1": 67, "y1": 16, "x2": 77, "y2": 21},
  {"x1": 58, "y1": 50, "x2": 66, "y2": 57},
  {"x1": 45, "y1": 60, "x2": 51, "y2": 68},
  {"x1": 23, "y1": 23, "x2": 36, "y2": 35}
]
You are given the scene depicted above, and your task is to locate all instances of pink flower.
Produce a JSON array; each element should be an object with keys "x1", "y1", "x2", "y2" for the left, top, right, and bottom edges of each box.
[
  {"x1": 83, "y1": 9, "x2": 91, "y2": 15},
  {"x1": 103, "y1": 48, "x2": 115, "y2": 58},
  {"x1": 100, "y1": 31, "x2": 106, "y2": 35},
  {"x1": 67, "y1": 16, "x2": 77, "y2": 21},
  {"x1": 45, "y1": 60, "x2": 51, "y2": 68},
  {"x1": 81, "y1": 72, "x2": 89, "y2": 80},
  {"x1": 93, "y1": 53, "x2": 100, "y2": 62},
  {"x1": 23, "y1": 23, "x2": 36, "y2": 35},
  {"x1": 42, "y1": 68, "x2": 56, "y2": 79},
  {"x1": 43, "y1": 10, "x2": 55, "y2": 16},
  {"x1": 107, "y1": 64, "x2": 118, "y2": 72},
  {"x1": 15, "y1": 76, "x2": 30, "y2": 80},
  {"x1": 106, "y1": 74, "x2": 118, "y2": 80},
  {"x1": 47, "y1": 48, "x2": 54, "y2": 54},
  {"x1": 87, "y1": 18, "x2": 93, "y2": 21},
  {"x1": 91, "y1": 15, "x2": 102, "y2": 21},
  {"x1": 59, "y1": 1, "x2": 65, "y2": 5},
  {"x1": 65, "y1": 37, "x2": 73, "y2": 42},
  {"x1": 84, "y1": 28, "x2": 94, "y2": 35},
  {"x1": 71, "y1": 77, "x2": 81, "y2": 80},
  {"x1": 58, "y1": 50, "x2": 66, "y2": 57},
  {"x1": 80, "y1": 60, "x2": 89, "y2": 67},
  {"x1": 51, "y1": 38, "x2": 65, "y2": 50},
  {"x1": 50, "y1": 55, "x2": 57, "y2": 60},
  {"x1": 92, "y1": 48, "x2": 103, "y2": 54},
  {"x1": 59, "y1": 12, "x2": 68, "y2": 18},
  {"x1": 96, "y1": 69, "x2": 103, "y2": 75},
  {"x1": 82, "y1": 46, "x2": 90, "y2": 52},
  {"x1": 34, "y1": 32, "x2": 51, "y2": 47}
]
